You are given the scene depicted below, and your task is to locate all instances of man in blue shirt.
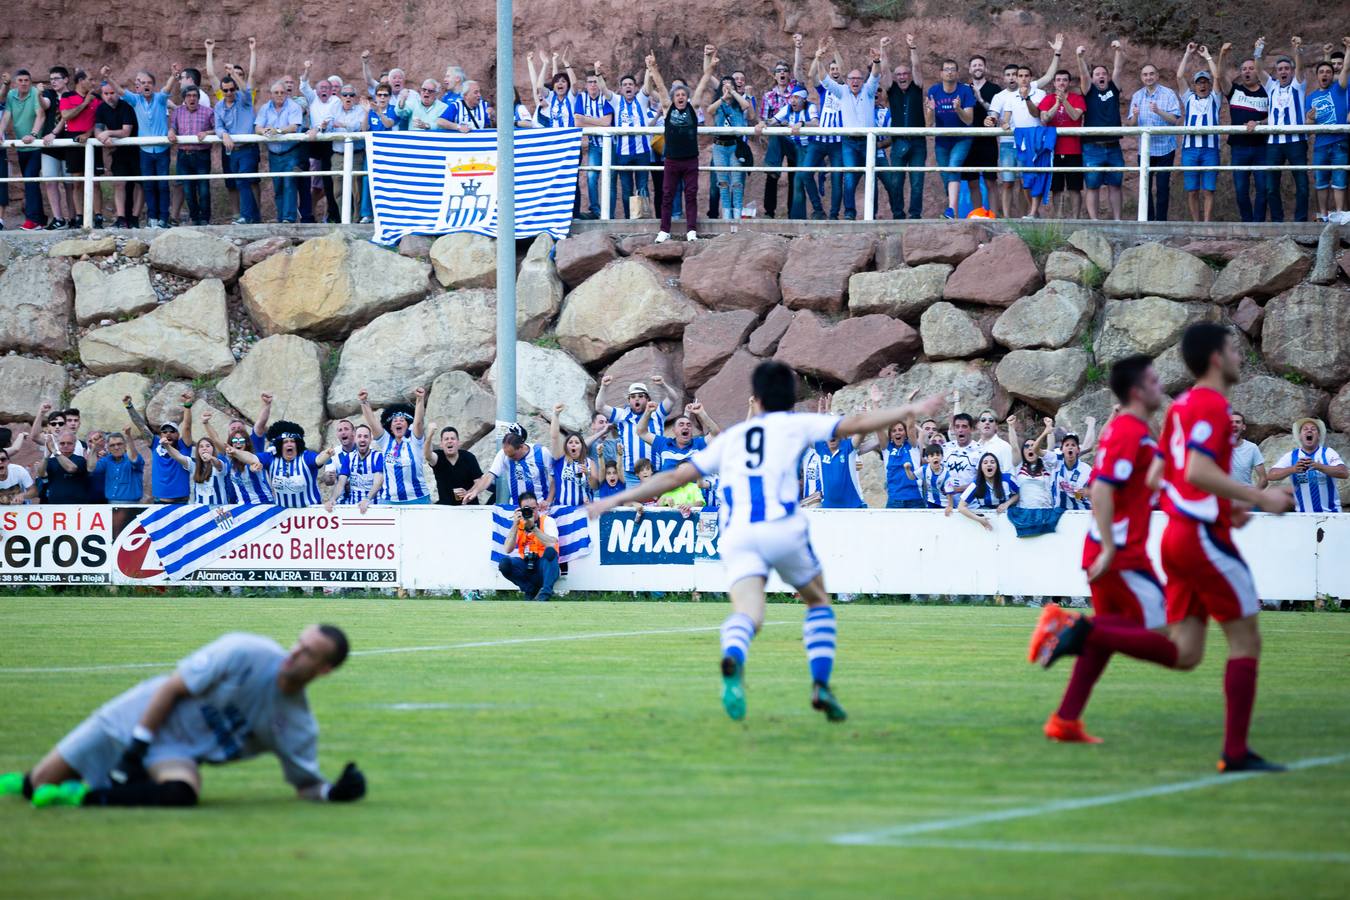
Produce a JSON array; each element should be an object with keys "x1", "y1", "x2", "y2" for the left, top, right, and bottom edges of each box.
[
  {"x1": 254, "y1": 83, "x2": 305, "y2": 222},
  {"x1": 106, "y1": 67, "x2": 176, "y2": 227},
  {"x1": 1305, "y1": 52, "x2": 1349, "y2": 221},
  {"x1": 124, "y1": 392, "x2": 193, "y2": 503},
  {"x1": 216, "y1": 74, "x2": 259, "y2": 224},
  {"x1": 638, "y1": 402, "x2": 719, "y2": 471},
  {"x1": 814, "y1": 435, "x2": 869, "y2": 509},
  {"x1": 93, "y1": 427, "x2": 145, "y2": 502},
  {"x1": 924, "y1": 59, "x2": 978, "y2": 218}
]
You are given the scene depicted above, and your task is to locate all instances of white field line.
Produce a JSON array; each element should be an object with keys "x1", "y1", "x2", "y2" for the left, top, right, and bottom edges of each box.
[
  {"x1": 852, "y1": 837, "x2": 1350, "y2": 864},
  {"x1": 0, "y1": 622, "x2": 790, "y2": 675},
  {"x1": 832, "y1": 752, "x2": 1350, "y2": 846}
]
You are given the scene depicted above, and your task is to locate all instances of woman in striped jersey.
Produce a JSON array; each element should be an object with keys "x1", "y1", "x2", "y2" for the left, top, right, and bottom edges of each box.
[
  {"x1": 163, "y1": 437, "x2": 234, "y2": 506},
  {"x1": 217, "y1": 429, "x2": 273, "y2": 504},
  {"x1": 231, "y1": 421, "x2": 336, "y2": 509},
  {"x1": 360, "y1": 386, "x2": 431, "y2": 505},
  {"x1": 547, "y1": 404, "x2": 598, "y2": 507}
]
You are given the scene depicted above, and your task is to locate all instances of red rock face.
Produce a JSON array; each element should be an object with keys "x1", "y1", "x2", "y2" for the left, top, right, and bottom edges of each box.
[
  {"x1": 943, "y1": 233, "x2": 1043, "y2": 307},
  {"x1": 682, "y1": 309, "x2": 759, "y2": 389},
  {"x1": 774, "y1": 310, "x2": 919, "y2": 385}
]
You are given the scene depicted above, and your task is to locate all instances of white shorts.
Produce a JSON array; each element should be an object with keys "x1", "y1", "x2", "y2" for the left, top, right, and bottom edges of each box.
[{"x1": 720, "y1": 515, "x2": 822, "y2": 590}]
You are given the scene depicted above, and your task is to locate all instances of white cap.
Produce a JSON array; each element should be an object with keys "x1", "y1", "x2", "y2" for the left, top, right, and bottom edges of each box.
[{"x1": 627, "y1": 382, "x2": 650, "y2": 396}]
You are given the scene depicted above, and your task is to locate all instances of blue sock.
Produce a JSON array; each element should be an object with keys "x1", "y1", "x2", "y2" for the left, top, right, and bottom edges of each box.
[
  {"x1": 803, "y1": 606, "x2": 837, "y2": 685},
  {"x1": 720, "y1": 612, "x2": 756, "y2": 666}
]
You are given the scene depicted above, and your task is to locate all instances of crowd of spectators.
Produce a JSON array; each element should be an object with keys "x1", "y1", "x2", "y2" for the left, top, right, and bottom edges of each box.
[{"x1": 1, "y1": 33, "x2": 1346, "y2": 228}]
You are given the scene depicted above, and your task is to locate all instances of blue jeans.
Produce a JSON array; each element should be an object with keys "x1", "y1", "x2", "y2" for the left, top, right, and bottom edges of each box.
[
  {"x1": 890, "y1": 137, "x2": 926, "y2": 219},
  {"x1": 1312, "y1": 141, "x2": 1348, "y2": 191},
  {"x1": 711, "y1": 141, "x2": 744, "y2": 218},
  {"x1": 175, "y1": 150, "x2": 212, "y2": 224},
  {"x1": 499, "y1": 547, "x2": 560, "y2": 600},
  {"x1": 18, "y1": 150, "x2": 45, "y2": 223},
  {"x1": 1229, "y1": 143, "x2": 1267, "y2": 222},
  {"x1": 614, "y1": 149, "x2": 651, "y2": 218},
  {"x1": 139, "y1": 149, "x2": 171, "y2": 222},
  {"x1": 935, "y1": 138, "x2": 972, "y2": 187},
  {"x1": 809, "y1": 140, "x2": 843, "y2": 216},
  {"x1": 874, "y1": 149, "x2": 903, "y2": 218},
  {"x1": 585, "y1": 142, "x2": 603, "y2": 215},
  {"x1": 792, "y1": 142, "x2": 826, "y2": 218},
  {"x1": 227, "y1": 146, "x2": 261, "y2": 222},
  {"x1": 762, "y1": 135, "x2": 798, "y2": 217},
  {"x1": 1081, "y1": 142, "x2": 1124, "y2": 189},
  {"x1": 1265, "y1": 141, "x2": 1308, "y2": 222},
  {"x1": 267, "y1": 146, "x2": 302, "y2": 222},
  {"x1": 886, "y1": 497, "x2": 926, "y2": 509},
  {"x1": 840, "y1": 136, "x2": 868, "y2": 217}
]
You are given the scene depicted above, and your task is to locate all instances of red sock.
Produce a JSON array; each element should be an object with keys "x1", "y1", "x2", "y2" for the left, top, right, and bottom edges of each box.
[
  {"x1": 1085, "y1": 615, "x2": 1179, "y2": 668},
  {"x1": 1223, "y1": 657, "x2": 1259, "y2": 760},
  {"x1": 1057, "y1": 643, "x2": 1112, "y2": 721}
]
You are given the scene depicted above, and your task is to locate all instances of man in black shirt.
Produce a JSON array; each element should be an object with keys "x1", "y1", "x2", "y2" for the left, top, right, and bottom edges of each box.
[
  {"x1": 43, "y1": 431, "x2": 89, "y2": 504},
  {"x1": 1076, "y1": 41, "x2": 1126, "y2": 219},
  {"x1": 424, "y1": 426, "x2": 483, "y2": 505},
  {"x1": 94, "y1": 77, "x2": 140, "y2": 228},
  {"x1": 39, "y1": 67, "x2": 74, "y2": 229},
  {"x1": 965, "y1": 55, "x2": 1001, "y2": 208},
  {"x1": 1215, "y1": 49, "x2": 1270, "y2": 222},
  {"x1": 880, "y1": 34, "x2": 926, "y2": 219}
]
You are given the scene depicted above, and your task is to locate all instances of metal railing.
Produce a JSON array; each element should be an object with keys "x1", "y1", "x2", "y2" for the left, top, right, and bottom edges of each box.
[{"x1": 3, "y1": 124, "x2": 1348, "y2": 228}]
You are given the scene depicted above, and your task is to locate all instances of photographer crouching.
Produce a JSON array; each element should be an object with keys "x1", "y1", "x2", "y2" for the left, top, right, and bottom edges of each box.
[{"x1": 497, "y1": 491, "x2": 560, "y2": 601}]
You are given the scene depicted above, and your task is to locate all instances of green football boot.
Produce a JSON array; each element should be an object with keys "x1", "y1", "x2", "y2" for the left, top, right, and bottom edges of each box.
[
  {"x1": 31, "y1": 780, "x2": 88, "y2": 808},
  {"x1": 811, "y1": 681, "x2": 848, "y2": 723},
  {"x1": 720, "y1": 656, "x2": 747, "y2": 722}
]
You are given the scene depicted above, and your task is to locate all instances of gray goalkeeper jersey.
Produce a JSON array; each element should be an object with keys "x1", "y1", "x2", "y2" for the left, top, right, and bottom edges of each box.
[{"x1": 92, "y1": 633, "x2": 323, "y2": 789}]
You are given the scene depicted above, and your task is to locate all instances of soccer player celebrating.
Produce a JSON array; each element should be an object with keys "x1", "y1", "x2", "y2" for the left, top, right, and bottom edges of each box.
[
  {"x1": 587, "y1": 360, "x2": 942, "y2": 723},
  {"x1": 1031, "y1": 325, "x2": 1294, "y2": 772},
  {"x1": 2, "y1": 626, "x2": 365, "y2": 808}
]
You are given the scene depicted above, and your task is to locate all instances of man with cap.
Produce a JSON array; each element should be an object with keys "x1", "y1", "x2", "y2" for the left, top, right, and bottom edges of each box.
[
  {"x1": 1178, "y1": 44, "x2": 1224, "y2": 222},
  {"x1": 596, "y1": 375, "x2": 683, "y2": 488},
  {"x1": 1267, "y1": 417, "x2": 1347, "y2": 512},
  {"x1": 124, "y1": 390, "x2": 194, "y2": 504}
]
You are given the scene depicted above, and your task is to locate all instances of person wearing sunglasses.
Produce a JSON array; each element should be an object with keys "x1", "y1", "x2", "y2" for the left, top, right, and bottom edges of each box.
[
  {"x1": 361, "y1": 83, "x2": 398, "y2": 222},
  {"x1": 972, "y1": 408, "x2": 1014, "y2": 474},
  {"x1": 314, "y1": 83, "x2": 366, "y2": 222},
  {"x1": 215, "y1": 74, "x2": 259, "y2": 223}
]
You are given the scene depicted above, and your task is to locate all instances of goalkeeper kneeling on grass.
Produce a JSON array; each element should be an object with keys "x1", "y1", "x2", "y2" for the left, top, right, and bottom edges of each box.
[{"x1": 2, "y1": 626, "x2": 366, "y2": 809}]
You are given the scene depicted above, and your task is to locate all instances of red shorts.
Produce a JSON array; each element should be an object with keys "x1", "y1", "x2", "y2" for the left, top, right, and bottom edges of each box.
[
  {"x1": 1090, "y1": 568, "x2": 1166, "y2": 629},
  {"x1": 1160, "y1": 519, "x2": 1259, "y2": 624}
]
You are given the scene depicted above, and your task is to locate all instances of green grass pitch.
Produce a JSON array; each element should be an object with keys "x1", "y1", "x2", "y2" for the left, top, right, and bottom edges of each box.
[{"x1": 2, "y1": 598, "x2": 1347, "y2": 898}]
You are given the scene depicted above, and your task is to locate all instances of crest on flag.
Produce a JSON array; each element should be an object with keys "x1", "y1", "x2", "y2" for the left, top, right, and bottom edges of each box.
[{"x1": 437, "y1": 154, "x2": 497, "y2": 230}]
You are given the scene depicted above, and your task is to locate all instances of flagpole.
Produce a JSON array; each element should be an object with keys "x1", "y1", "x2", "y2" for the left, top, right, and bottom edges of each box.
[{"x1": 494, "y1": 0, "x2": 516, "y2": 504}]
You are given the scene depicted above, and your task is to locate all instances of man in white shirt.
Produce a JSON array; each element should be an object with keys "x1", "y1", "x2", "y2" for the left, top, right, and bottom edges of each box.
[
  {"x1": 942, "y1": 413, "x2": 982, "y2": 493},
  {"x1": 973, "y1": 408, "x2": 1014, "y2": 473},
  {"x1": 819, "y1": 39, "x2": 883, "y2": 220},
  {"x1": 1229, "y1": 412, "x2": 1268, "y2": 488},
  {"x1": 991, "y1": 65, "x2": 1047, "y2": 218},
  {"x1": 1267, "y1": 417, "x2": 1347, "y2": 512}
]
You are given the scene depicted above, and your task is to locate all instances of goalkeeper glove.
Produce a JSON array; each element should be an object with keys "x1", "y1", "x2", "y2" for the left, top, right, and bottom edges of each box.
[{"x1": 109, "y1": 725, "x2": 154, "y2": 785}]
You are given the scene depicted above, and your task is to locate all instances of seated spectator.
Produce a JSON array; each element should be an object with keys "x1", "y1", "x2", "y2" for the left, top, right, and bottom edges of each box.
[
  {"x1": 1230, "y1": 412, "x2": 1268, "y2": 488},
  {"x1": 1008, "y1": 438, "x2": 1066, "y2": 537},
  {"x1": 43, "y1": 431, "x2": 90, "y2": 504},
  {"x1": 90, "y1": 427, "x2": 144, "y2": 503},
  {"x1": 918, "y1": 443, "x2": 953, "y2": 511},
  {"x1": 548, "y1": 405, "x2": 598, "y2": 507},
  {"x1": 0, "y1": 447, "x2": 39, "y2": 505},
  {"x1": 163, "y1": 437, "x2": 233, "y2": 505},
  {"x1": 1177, "y1": 45, "x2": 1222, "y2": 223},
  {"x1": 425, "y1": 424, "x2": 481, "y2": 506},
  {"x1": 497, "y1": 491, "x2": 559, "y2": 601},
  {"x1": 956, "y1": 452, "x2": 1018, "y2": 530},
  {"x1": 1267, "y1": 417, "x2": 1348, "y2": 512}
]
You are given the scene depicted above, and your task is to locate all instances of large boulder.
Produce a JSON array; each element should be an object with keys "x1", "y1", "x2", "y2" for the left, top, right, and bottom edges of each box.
[
  {"x1": 429, "y1": 232, "x2": 496, "y2": 289},
  {"x1": 516, "y1": 233, "x2": 563, "y2": 341},
  {"x1": 49, "y1": 236, "x2": 117, "y2": 258},
  {"x1": 1226, "y1": 375, "x2": 1329, "y2": 442},
  {"x1": 148, "y1": 228, "x2": 241, "y2": 281},
  {"x1": 485, "y1": 342, "x2": 597, "y2": 433},
  {"x1": 73, "y1": 262, "x2": 159, "y2": 325},
  {"x1": 1210, "y1": 236, "x2": 1312, "y2": 303},
  {"x1": 241, "y1": 236, "x2": 293, "y2": 268},
  {"x1": 556, "y1": 260, "x2": 698, "y2": 364},
  {"x1": 1067, "y1": 229, "x2": 1113, "y2": 272},
  {"x1": 1043, "y1": 251, "x2": 1093, "y2": 284},
  {"x1": 995, "y1": 349, "x2": 1090, "y2": 412},
  {"x1": 601, "y1": 344, "x2": 686, "y2": 409},
  {"x1": 943, "y1": 234, "x2": 1042, "y2": 307},
  {"x1": 1261, "y1": 285, "x2": 1350, "y2": 389},
  {"x1": 902, "y1": 223, "x2": 989, "y2": 265},
  {"x1": 775, "y1": 311, "x2": 919, "y2": 384},
  {"x1": 1055, "y1": 388, "x2": 1116, "y2": 437},
  {"x1": 992, "y1": 280, "x2": 1096, "y2": 350},
  {"x1": 1231, "y1": 296, "x2": 1265, "y2": 336},
  {"x1": 0, "y1": 356, "x2": 67, "y2": 420},
  {"x1": 1094, "y1": 297, "x2": 1201, "y2": 368},
  {"x1": 834, "y1": 360, "x2": 1010, "y2": 426},
  {"x1": 218, "y1": 334, "x2": 327, "y2": 441},
  {"x1": 69, "y1": 372, "x2": 153, "y2": 437},
  {"x1": 79, "y1": 279, "x2": 235, "y2": 378},
  {"x1": 696, "y1": 348, "x2": 761, "y2": 428},
  {"x1": 424, "y1": 370, "x2": 496, "y2": 445},
  {"x1": 779, "y1": 234, "x2": 875, "y2": 312},
  {"x1": 920, "y1": 302, "x2": 991, "y2": 360},
  {"x1": 1103, "y1": 242, "x2": 1214, "y2": 300},
  {"x1": 0, "y1": 256, "x2": 73, "y2": 354},
  {"x1": 239, "y1": 230, "x2": 432, "y2": 339},
  {"x1": 746, "y1": 305, "x2": 796, "y2": 356},
  {"x1": 328, "y1": 289, "x2": 497, "y2": 415},
  {"x1": 1260, "y1": 431, "x2": 1350, "y2": 507},
  {"x1": 683, "y1": 309, "x2": 759, "y2": 388},
  {"x1": 145, "y1": 381, "x2": 231, "y2": 439},
  {"x1": 1330, "y1": 384, "x2": 1350, "y2": 434},
  {"x1": 680, "y1": 232, "x2": 790, "y2": 313},
  {"x1": 847, "y1": 264, "x2": 952, "y2": 322},
  {"x1": 555, "y1": 231, "x2": 618, "y2": 287}
]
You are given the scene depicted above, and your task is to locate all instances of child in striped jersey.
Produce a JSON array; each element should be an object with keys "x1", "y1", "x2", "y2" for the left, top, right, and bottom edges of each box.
[{"x1": 164, "y1": 437, "x2": 234, "y2": 506}]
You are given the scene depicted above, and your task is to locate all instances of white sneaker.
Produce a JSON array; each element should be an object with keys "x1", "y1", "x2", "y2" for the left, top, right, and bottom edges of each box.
[
  {"x1": 686, "y1": 230, "x2": 699, "y2": 242},
  {"x1": 655, "y1": 230, "x2": 670, "y2": 243}
]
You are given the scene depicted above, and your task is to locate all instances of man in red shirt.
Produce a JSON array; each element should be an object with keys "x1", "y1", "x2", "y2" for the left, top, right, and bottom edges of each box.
[
  {"x1": 1031, "y1": 325, "x2": 1294, "y2": 772},
  {"x1": 1037, "y1": 69, "x2": 1085, "y2": 218}
]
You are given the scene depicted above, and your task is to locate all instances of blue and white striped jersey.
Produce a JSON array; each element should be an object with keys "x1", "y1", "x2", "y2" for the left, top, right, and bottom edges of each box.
[
  {"x1": 1053, "y1": 457, "x2": 1093, "y2": 510},
  {"x1": 1278, "y1": 446, "x2": 1344, "y2": 512},
  {"x1": 612, "y1": 93, "x2": 653, "y2": 155},
  {"x1": 443, "y1": 98, "x2": 492, "y2": 130},
  {"x1": 545, "y1": 90, "x2": 577, "y2": 128},
  {"x1": 339, "y1": 449, "x2": 385, "y2": 505},
  {"x1": 187, "y1": 455, "x2": 234, "y2": 506},
  {"x1": 609, "y1": 405, "x2": 668, "y2": 473},
  {"x1": 959, "y1": 474, "x2": 1019, "y2": 510},
  {"x1": 772, "y1": 102, "x2": 815, "y2": 147},
  {"x1": 258, "y1": 450, "x2": 324, "y2": 508},
  {"x1": 575, "y1": 92, "x2": 614, "y2": 146},
  {"x1": 690, "y1": 412, "x2": 841, "y2": 531},
  {"x1": 1181, "y1": 90, "x2": 1222, "y2": 149},
  {"x1": 919, "y1": 464, "x2": 953, "y2": 508},
  {"x1": 379, "y1": 434, "x2": 429, "y2": 502},
  {"x1": 552, "y1": 456, "x2": 594, "y2": 506},
  {"x1": 650, "y1": 434, "x2": 707, "y2": 472},
  {"x1": 800, "y1": 446, "x2": 823, "y2": 498},
  {"x1": 874, "y1": 106, "x2": 892, "y2": 158},
  {"x1": 1265, "y1": 77, "x2": 1307, "y2": 143},
  {"x1": 226, "y1": 459, "x2": 274, "y2": 504},
  {"x1": 813, "y1": 84, "x2": 843, "y2": 143},
  {"x1": 488, "y1": 442, "x2": 555, "y2": 505}
]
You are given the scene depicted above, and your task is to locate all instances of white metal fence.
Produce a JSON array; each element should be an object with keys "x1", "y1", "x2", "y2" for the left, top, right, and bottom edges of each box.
[{"x1": 3, "y1": 124, "x2": 1348, "y2": 228}]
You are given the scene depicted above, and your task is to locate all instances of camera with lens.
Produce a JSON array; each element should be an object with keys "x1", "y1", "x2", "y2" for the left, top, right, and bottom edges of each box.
[
  {"x1": 521, "y1": 506, "x2": 534, "y2": 521},
  {"x1": 523, "y1": 550, "x2": 540, "y2": 572}
]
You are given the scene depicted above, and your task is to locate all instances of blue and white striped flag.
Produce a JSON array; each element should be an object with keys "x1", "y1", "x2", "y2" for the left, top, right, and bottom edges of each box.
[
  {"x1": 368, "y1": 129, "x2": 582, "y2": 246},
  {"x1": 490, "y1": 505, "x2": 593, "y2": 566},
  {"x1": 132, "y1": 504, "x2": 290, "y2": 581}
]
